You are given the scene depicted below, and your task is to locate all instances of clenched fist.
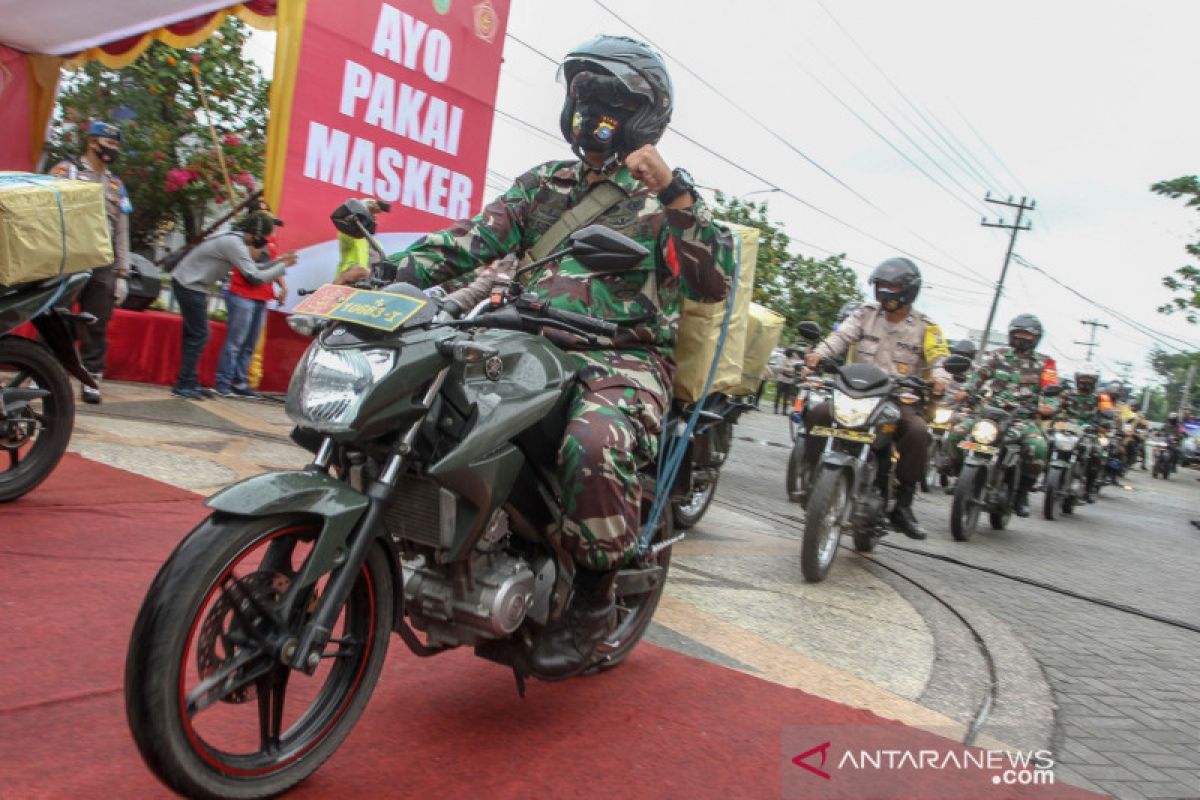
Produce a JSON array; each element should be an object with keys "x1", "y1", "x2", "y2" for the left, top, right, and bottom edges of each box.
[{"x1": 625, "y1": 145, "x2": 673, "y2": 194}]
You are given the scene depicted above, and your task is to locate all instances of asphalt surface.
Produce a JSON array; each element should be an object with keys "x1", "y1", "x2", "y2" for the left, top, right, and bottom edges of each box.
[{"x1": 720, "y1": 405, "x2": 1200, "y2": 800}]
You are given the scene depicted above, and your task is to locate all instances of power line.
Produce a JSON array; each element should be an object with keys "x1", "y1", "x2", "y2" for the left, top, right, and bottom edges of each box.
[
  {"x1": 502, "y1": 32, "x2": 995, "y2": 290},
  {"x1": 948, "y1": 102, "x2": 1030, "y2": 200},
  {"x1": 1012, "y1": 254, "x2": 1199, "y2": 354}
]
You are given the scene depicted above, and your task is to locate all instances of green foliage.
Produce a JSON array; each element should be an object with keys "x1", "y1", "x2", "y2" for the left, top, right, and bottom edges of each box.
[
  {"x1": 1149, "y1": 176, "x2": 1200, "y2": 323},
  {"x1": 1149, "y1": 347, "x2": 1200, "y2": 418},
  {"x1": 44, "y1": 18, "x2": 269, "y2": 250},
  {"x1": 713, "y1": 192, "x2": 863, "y2": 345}
]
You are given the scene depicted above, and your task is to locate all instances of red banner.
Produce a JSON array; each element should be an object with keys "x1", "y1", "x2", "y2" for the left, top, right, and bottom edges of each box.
[
  {"x1": 0, "y1": 46, "x2": 34, "y2": 170},
  {"x1": 270, "y1": 0, "x2": 509, "y2": 302}
]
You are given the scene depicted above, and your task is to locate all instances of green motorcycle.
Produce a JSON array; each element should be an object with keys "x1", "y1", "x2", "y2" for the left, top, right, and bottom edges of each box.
[
  {"x1": 0, "y1": 272, "x2": 97, "y2": 501},
  {"x1": 125, "y1": 203, "x2": 677, "y2": 799}
]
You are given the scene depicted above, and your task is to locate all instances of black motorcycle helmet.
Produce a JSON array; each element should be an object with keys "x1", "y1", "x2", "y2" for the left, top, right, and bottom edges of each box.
[
  {"x1": 949, "y1": 339, "x2": 978, "y2": 361},
  {"x1": 869, "y1": 257, "x2": 922, "y2": 311},
  {"x1": 1007, "y1": 313, "x2": 1043, "y2": 353},
  {"x1": 1075, "y1": 363, "x2": 1099, "y2": 394},
  {"x1": 558, "y1": 35, "x2": 673, "y2": 159}
]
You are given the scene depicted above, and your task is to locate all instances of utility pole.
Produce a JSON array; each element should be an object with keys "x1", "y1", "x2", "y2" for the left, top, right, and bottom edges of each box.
[
  {"x1": 1180, "y1": 363, "x2": 1197, "y2": 418},
  {"x1": 1075, "y1": 319, "x2": 1109, "y2": 362},
  {"x1": 979, "y1": 194, "x2": 1035, "y2": 354}
]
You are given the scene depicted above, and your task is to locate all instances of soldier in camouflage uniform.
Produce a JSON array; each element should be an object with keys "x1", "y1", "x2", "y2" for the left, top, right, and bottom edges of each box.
[
  {"x1": 49, "y1": 121, "x2": 132, "y2": 405},
  {"x1": 1056, "y1": 364, "x2": 1103, "y2": 500},
  {"x1": 388, "y1": 35, "x2": 733, "y2": 677},
  {"x1": 948, "y1": 314, "x2": 1057, "y2": 516}
]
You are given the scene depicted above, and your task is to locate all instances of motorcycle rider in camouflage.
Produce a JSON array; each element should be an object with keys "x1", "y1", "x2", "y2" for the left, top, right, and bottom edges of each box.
[
  {"x1": 948, "y1": 314, "x2": 1057, "y2": 517},
  {"x1": 1056, "y1": 364, "x2": 1104, "y2": 500},
  {"x1": 803, "y1": 257, "x2": 951, "y2": 539},
  {"x1": 387, "y1": 35, "x2": 734, "y2": 677}
]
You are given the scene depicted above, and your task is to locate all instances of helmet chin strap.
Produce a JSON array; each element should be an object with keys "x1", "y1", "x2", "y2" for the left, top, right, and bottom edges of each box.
[{"x1": 575, "y1": 146, "x2": 622, "y2": 176}]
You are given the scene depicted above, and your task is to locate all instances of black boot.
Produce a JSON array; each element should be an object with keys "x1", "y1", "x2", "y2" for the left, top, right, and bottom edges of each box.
[
  {"x1": 888, "y1": 482, "x2": 926, "y2": 540},
  {"x1": 1013, "y1": 475, "x2": 1036, "y2": 517},
  {"x1": 525, "y1": 567, "x2": 618, "y2": 679}
]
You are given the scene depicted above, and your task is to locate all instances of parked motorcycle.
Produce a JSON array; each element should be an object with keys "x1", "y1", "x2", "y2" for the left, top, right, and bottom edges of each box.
[
  {"x1": 125, "y1": 204, "x2": 684, "y2": 798},
  {"x1": 946, "y1": 356, "x2": 1027, "y2": 541},
  {"x1": 0, "y1": 272, "x2": 96, "y2": 502},
  {"x1": 1042, "y1": 418, "x2": 1096, "y2": 519},
  {"x1": 798, "y1": 359, "x2": 930, "y2": 582}
]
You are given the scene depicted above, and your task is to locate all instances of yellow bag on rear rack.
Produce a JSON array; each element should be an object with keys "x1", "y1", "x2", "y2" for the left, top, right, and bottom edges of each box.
[
  {"x1": 672, "y1": 223, "x2": 758, "y2": 404},
  {"x1": 0, "y1": 172, "x2": 113, "y2": 288},
  {"x1": 733, "y1": 303, "x2": 786, "y2": 397}
]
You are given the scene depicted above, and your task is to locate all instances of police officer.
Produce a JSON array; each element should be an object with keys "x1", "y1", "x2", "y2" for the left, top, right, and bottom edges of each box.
[
  {"x1": 386, "y1": 35, "x2": 734, "y2": 677},
  {"x1": 803, "y1": 257, "x2": 950, "y2": 538},
  {"x1": 50, "y1": 121, "x2": 132, "y2": 404}
]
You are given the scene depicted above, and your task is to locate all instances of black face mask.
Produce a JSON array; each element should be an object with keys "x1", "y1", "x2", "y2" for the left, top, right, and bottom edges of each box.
[
  {"x1": 875, "y1": 287, "x2": 906, "y2": 312},
  {"x1": 93, "y1": 143, "x2": 120, "y2": 164},
  {"x1": 1011, "y1": 335, "x2": 1035, "y2": 354},
  {"x1": 251, "y1": 236, "x2": 269, "y2": 248},
  {"x1": 570, "y1": 101, "x2": 633, "y2": 156}
]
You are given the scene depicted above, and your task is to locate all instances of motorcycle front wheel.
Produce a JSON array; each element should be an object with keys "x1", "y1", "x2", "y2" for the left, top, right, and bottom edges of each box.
[
  {"x1": 785, "y1": 436, "x2": 811, "y2": 505},
  {"x1": 1042, "y1": 466, "x2": 1063, "y2": 520},
  {"x1": 801, "y1": 469, "x2": 849, "y2": 583},
  {"x1": 0, "y1": 335, "x2": 75, "y2": 503},
  {"x1": 950, "y1": 464, "x2": 984, "y2": 541},
  {"x1": 125, "y1": 513, "x2": 394, "y2": 800},
  {"x1": 989, "y1": 466, "x2": 1017, "y2": 530}
]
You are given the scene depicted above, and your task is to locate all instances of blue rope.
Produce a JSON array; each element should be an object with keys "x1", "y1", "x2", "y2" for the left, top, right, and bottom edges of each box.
[
  {"x1": 0, "y1": 173, "x2": 70, "y2": 278},
  {"x1": 639, "y1": 232, "x2": 743, "y2": 551}
]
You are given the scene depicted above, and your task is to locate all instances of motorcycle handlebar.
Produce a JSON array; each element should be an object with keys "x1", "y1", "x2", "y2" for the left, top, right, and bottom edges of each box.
[{"x1": 539, "y1": 305, "x2": 619, "y2": 338}]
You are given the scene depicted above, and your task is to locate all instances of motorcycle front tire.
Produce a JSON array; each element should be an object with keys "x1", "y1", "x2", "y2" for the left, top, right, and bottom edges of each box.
[
  {"x1": 950, "y1": 464, "x2": 984, "y2": 541},
  {"x1": 1043, "y1": 466, "x2": 1063, "y2": 520},
  {"x1": 801, "y1": 469, "x2": 850, "y2": 583}
]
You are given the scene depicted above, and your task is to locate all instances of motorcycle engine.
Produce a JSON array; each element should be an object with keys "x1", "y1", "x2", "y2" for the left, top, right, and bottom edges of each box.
[{"x1": 402, "y1": 548, "x2": 541, "y2": 648}]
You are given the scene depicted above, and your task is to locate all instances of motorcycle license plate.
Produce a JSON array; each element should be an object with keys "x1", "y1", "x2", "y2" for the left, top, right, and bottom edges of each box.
[
  {"x1": 957, "y1": 441, "x2": 998, "y2": 454},
  {"x1": 293, "y1": 284, "x2": 428, "y2": 331},
  {"x1": 809, "y1": 426, "x2": 874, "y2": 443}
]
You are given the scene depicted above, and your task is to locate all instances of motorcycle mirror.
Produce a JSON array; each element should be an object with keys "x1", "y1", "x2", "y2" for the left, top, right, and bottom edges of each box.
[
  {"x1": 1042, "y1": 383, "x2": 1064, "y2": 397},
  {"x1": 796, "y1": 321, "x2": 822, "y2": 342},
  {"x1": 568, "y1": 225, "x2": 649, "y2": 271},
  {"x1": 944, "y1": 354, "x2": 972, "y2": 377},
  {"x1": 331, "y1": 199, "x2": 376, "y2": 239}
]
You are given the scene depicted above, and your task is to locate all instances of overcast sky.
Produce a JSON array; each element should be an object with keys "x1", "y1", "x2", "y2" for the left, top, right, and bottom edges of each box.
[{"x1": 249, "y1": 0, "x2": 1200, "y2": 387}]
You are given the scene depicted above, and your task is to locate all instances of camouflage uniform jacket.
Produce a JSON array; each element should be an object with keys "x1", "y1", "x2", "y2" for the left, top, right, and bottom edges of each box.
[
  {"x1": 965, "y1": 348, "x2": 1059, "y2": 415},
  {"x1": 1059, "y1": 391, "x2": 1100, "y2": 426},
  {"x1": 388, "y1": 160, "x2": 734, "y2": 383},
  {"x1": 49, "y1": 157, "x2": 131, "y2": 276},
  {"x1": 812, "y1": 302, "x2": 950, "y2": 383}
]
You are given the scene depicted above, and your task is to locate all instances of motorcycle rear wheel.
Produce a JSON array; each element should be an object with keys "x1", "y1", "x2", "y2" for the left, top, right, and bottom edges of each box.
[
  {"x1": 672, "y1": 475, "x2": 717, "y2": 530},
  {"x1": 801, "y1": 470, "x2": 849, "y2": 582},
  {"x1": 0, "y1": 335, "x2": 74, "y2": 503},
  {"x1": 589, "y1": 498, "x2": 674, "y2": 672},
  {"x1": 950, "y1": 465, "x2": 984, "y2": 541},
  {"x1": 125, "y1": 513, "x2": 393, "y2": 800}
]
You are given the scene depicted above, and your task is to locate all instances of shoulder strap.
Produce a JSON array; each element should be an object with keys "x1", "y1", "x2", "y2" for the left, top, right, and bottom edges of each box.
[{"x1": 527, "y1": 180, "x2": 626, "y2": 263}]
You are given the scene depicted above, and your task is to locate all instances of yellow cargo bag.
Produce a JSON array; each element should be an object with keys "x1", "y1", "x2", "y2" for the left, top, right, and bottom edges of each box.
[
  {"x1": 0, "y1": 172, "x2": 113, "y2": 287},
  {"x1": 733, "y1": 303, "x2": 786, "y2": 396},
  {"x1": 673, "y1": 223, "x2": 758, "y2": 404}
]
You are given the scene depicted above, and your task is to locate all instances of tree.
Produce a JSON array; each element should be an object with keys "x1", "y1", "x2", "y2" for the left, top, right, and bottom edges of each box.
[
  {"x1": 713, "y1": 193, "x2": 863, "y2": 344},
  {"x1": 1149, "y1": 347, "x2": 1200, "y2": 418},
  {"x1": 44, "y1": 18, "x2": 270, "y2": 251},
  {"x1": 1149, "y1": 176, "x2": 1200, "y2": 323}
]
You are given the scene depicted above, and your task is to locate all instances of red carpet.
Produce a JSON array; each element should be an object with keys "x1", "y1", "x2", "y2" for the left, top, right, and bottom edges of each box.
[{"x1": 0, "y1": 455, "x2": 1109, "y2": 799}]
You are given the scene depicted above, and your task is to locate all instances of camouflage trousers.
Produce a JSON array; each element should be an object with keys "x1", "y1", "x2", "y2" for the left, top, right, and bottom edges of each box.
[
  {"x1": 948, "y1": 417, "x2": 1048, "y2": 476},
  {"x1": 556, "y1": 350, "x2": 669, "y2": 572}
]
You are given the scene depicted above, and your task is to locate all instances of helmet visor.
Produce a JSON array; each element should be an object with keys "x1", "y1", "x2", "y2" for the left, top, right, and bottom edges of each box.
[{"x1": 557, "y1": 58, "x2": 656, "y2": 104}]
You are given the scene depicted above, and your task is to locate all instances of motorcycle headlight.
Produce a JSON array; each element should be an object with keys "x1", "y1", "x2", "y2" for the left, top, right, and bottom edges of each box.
[
  {"x1": 1056, "y1": 434, "x2": 1079, "y2": 451},
  {"x1": 833, "y1": 392, "x2": 878, "y2": 429},
  {"x1": 1097, "y1": 435, "x2": 1109, "y2": 448},
  {"x1": 934, "y1": 407, "x2": 954, "y2": 425},
  {"x1": 287, "y1": 314, "x2": 327, "y2": 337},
  {"x1": 971, "y1": 419, "x2": 999, "y2": 444},
  {"x1": 286, "y1": 344, "x2": 395, "y2": 433}
]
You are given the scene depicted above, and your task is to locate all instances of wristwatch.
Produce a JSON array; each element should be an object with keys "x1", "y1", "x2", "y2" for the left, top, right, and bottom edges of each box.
[{"x1": 657, "y1": 167, "x2": 698, "y2": 206}]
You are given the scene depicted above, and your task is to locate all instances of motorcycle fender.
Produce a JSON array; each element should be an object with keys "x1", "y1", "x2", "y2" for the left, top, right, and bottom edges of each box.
[
  {"x1": 32, "y1": 311, "x2": 95, "y2": 388},
  {"x1": 205, "y1": 470, "x2": 370, "y2": 581},
  {"x1": 819, "y1": 450, "x2": 862, "y2": 487}
]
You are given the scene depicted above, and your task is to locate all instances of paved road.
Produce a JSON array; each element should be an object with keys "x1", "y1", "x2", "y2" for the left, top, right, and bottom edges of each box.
[{"x1": 718, "y1": 407, "x2": 1200, "y2": 800}]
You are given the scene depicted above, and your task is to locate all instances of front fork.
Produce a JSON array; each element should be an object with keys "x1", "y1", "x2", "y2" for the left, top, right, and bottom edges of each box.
[{"x1": 286, "y1": 367, "x2": 450, "y2": 673}]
